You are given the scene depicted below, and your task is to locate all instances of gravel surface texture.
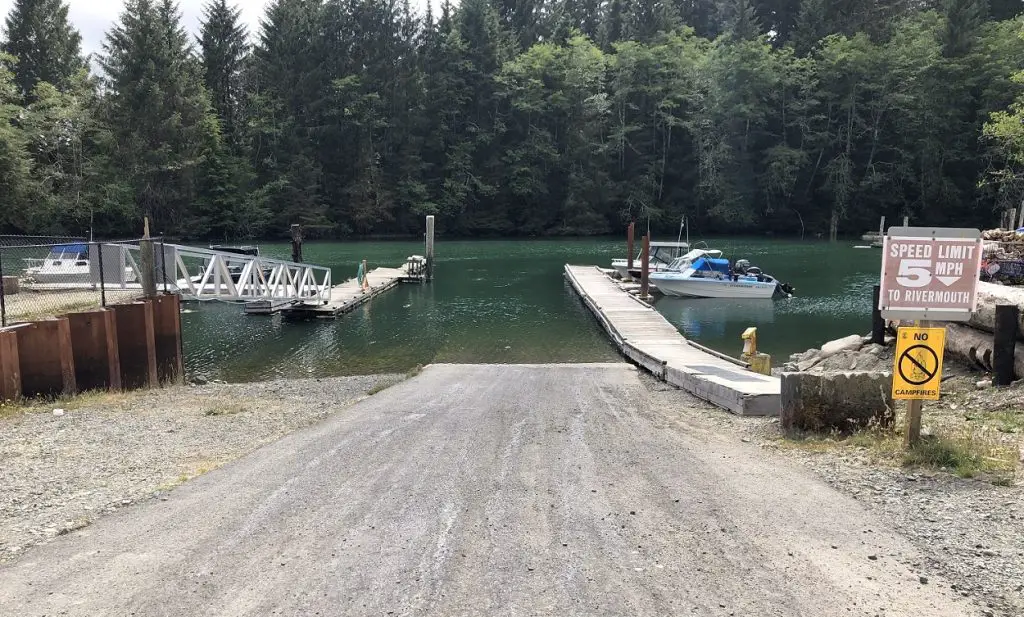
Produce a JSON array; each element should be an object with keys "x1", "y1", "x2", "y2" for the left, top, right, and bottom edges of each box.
[
  {"x1": 1, "y1": 365, "x2": 1020, "y2": 616},
  {"x1": 0, "y1": 374, "x2": 403, "y2": 564},
  {"x1": 0, "y1": 364, "x2": 974, "y2": 616},
  {"x1": 656, "y1": 380, "x2": 1023, "y2": 617}
]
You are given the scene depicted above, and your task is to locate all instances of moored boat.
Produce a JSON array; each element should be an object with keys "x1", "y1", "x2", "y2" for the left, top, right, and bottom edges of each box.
[
  {"x1": 649, "y1": 250, "x2": 794, "y2": 299},
  {"x1": 611, "y1": 241, "x2": 689, "y2": 280}
]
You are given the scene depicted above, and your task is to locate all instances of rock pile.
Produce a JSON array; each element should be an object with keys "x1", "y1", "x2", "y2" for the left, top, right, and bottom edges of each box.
[{"x1": 782, "y1": 334, "x2": 895, "y2": 374}]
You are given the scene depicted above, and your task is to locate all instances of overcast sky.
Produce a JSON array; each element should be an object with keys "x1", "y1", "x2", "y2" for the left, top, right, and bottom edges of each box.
[{"x1": 0, "y1": 1, "x2": 273, "y2": 58}]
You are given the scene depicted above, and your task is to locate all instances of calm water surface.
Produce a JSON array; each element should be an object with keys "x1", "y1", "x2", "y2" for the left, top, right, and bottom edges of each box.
[{"x1": 182, "y1": 238, "x2": 880, "y2": 382}]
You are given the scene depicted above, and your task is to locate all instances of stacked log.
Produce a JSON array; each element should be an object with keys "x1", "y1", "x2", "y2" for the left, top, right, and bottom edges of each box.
[{"x1": 941, "y1": 281, "x2": 1024, "y2": 379}]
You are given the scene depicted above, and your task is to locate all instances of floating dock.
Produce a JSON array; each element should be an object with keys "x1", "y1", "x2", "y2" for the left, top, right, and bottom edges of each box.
[
  {"x1": 245, "y1": 263, "x2": 421, "y2": 318},
  {"x1": 564, "y1": 265, "x2": 781, "y2": 415}
]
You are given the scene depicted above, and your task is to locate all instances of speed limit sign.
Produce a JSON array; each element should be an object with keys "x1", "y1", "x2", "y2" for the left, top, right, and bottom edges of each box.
[{"x1": 878, "y1": 227, "x2": 983, "y2": 322}]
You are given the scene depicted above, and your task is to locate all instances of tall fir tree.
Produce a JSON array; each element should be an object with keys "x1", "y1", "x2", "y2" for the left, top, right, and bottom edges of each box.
[
  {"x1": 1, "y1": 0, "x2": 84, "y2": 97},
  {"x1": 99, "y1": 0, "x2": 220, "y2": 231},
  {"x1": 199, "y1": 0, "x2": 249, "y2": 147}
]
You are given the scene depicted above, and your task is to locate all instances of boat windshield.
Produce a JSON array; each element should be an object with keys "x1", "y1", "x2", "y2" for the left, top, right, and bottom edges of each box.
[
  {"x1": 650, "y1": 245, "x2": 689, "y2": 265},
  {"x1": 47, "y1": 244, "x2": 89, "y2": 263},
  {"x1": 666, "y1": 249, "x2": 724, "y2": 271}
]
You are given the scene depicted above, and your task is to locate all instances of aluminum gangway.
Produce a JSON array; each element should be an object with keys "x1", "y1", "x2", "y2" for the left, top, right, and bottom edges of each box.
[{"x1": 93, "y1": 242, "x2": 332, "y2": 305}]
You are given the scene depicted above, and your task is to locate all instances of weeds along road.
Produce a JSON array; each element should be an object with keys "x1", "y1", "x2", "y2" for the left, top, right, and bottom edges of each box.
[{"x1": 0, "y1": 363, "x2": 975, "y2": 617}]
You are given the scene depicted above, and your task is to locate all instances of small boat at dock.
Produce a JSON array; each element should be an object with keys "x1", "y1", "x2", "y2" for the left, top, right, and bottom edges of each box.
[
  {"x1": 650, "y1": 249, "x2": 794, "y2": 299},
  {"x1": 611, "y1": 241, "x2": 689, "y2": 280}
]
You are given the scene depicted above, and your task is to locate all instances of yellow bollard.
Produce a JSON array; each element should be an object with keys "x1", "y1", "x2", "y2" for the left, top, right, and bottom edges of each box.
[{"x1": 741, "y1": 327, "x2": 772, "y2": 376}]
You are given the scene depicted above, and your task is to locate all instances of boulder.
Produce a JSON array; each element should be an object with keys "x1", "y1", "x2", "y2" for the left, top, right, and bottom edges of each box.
[
  {"x1": 780, "y1": 371, "x2": 895, "y2": 433},
  {"x1": 819, "y1": 335, "x2": 865, "y2": 359}
]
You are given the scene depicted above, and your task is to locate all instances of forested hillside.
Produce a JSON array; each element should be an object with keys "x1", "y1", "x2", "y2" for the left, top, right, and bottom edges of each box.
[{"x1": 2, "y1": 0, "x2": 1024, "y2": 240}]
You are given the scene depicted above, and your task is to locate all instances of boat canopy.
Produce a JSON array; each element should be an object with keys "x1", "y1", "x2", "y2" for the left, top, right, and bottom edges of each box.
[
  {"x1": 692, "y1": 257, "x2": 731, "y2": 274},
  {"x1": 51, "y1": 244, "x2": 88, "y2": 255},
  {"x1": 666, "y1": 249, "x2": 725, "y2": 271}
]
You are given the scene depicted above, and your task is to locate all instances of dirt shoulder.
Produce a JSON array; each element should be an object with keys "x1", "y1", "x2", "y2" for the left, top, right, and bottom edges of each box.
[{"x1": 0, "y1": 374, "x2": 404, "y2": 563}]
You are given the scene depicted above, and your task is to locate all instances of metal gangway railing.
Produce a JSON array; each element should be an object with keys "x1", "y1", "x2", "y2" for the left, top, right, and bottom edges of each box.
[{"x1": 108, "y1": 242, "x2": 333, "y2": 304}]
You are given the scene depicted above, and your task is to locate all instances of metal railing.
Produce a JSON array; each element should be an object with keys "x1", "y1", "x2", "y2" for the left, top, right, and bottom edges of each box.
[{"x1": 0, "y1": 239, "x2": 334, "y2": 326}]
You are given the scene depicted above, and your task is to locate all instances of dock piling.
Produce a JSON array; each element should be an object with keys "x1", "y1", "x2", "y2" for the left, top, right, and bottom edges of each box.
[
  {"x1": 426, "y1": 215, "x2": 435, "y2": 282},
  {"x1": 291, "y1": 224, "x2": 304, "y2": 263},
  {"x1": 640, "y1": 234, "x2": 650, "y2": 300},
  {"x1": 871, "y1": 285, "x2": 886, "y2": 345},
  {"x1": 627, "y1": 222, "x2": 635, "y2": 272}
]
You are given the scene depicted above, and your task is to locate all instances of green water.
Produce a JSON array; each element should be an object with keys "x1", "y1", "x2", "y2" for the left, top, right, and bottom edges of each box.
[{"x1": 181, "y1": 238, "x2": 881, "y2": 382}]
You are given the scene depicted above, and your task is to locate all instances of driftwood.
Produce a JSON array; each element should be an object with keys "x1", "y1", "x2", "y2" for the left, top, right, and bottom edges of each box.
[
  {"x1": 968, "y1": 282, "x2": 1024, "y2": 341},
  {"x1": 945, "y1": 323, "x2": 1024, "y2": 379}
]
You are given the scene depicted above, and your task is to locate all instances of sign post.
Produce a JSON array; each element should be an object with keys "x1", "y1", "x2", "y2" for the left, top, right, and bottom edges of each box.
[{"x1": 879, "y1": 227, "x2": 982, "y2": 446}]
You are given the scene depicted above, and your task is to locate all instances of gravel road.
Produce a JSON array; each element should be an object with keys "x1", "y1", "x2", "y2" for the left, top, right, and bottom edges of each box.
[
  {"x1": 1, "y1": 363, "x2": 975, "y2": 616},
  {"x1": 0, "y1": 374, "x2": 402, "y2": 563}
]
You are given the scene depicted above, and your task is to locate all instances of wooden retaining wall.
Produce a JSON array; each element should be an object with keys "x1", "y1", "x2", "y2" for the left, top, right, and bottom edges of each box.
[{"x1": 0, "y1": 294, "x2": 182, "y2": 401}]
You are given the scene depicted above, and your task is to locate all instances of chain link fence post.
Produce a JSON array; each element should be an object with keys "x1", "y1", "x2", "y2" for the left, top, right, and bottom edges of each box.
[
  {"x1": 0, "y1": 247, "x2": 6, "y2": 327},
  {"x1": 97, "y1": 241, "x2": 106, "y2": 307}
]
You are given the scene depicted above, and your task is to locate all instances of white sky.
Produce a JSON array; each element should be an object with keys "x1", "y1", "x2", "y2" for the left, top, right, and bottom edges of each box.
[{"x1": 0, "y1": 1, "x2": 273, "y2": 58}]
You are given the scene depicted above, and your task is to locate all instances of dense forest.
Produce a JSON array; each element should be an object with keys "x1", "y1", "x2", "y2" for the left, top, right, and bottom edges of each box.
[{"x1": 3, "y1": 0, "x2": 1024, "y2": 240}]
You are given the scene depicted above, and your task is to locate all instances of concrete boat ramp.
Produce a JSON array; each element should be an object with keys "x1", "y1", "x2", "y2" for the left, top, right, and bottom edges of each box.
[{"x1": 565, "y1": 264, "x2": 781, "y2": 415}]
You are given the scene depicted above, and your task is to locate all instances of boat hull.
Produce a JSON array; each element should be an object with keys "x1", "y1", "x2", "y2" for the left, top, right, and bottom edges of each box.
[{"x1": 649, "y1": 275, "x2": 778, "y2": 299}]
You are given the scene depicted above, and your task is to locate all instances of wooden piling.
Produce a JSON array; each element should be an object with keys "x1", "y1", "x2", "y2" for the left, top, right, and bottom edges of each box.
[
  {"x1": 67, "y1": 310, "x2": 122, "y2": 392},
  {"x1": 871, "y1": 285, "x2": 885, "y2": 345},
  {"x1": 993, "y1": 304, "x2": 1019, "y2": 387},
  {"x1": 152, "y1": 294, "x2": 184, "y2": 385},
  {"x1": 640, "y1": 234, "x2": 650, "y2": 300},
  {"x1": 16, "y1": 319, "x2": 76, "y2": 397},
  {"x1": 0, "y1": 328, "x2": 21, "y2": 400},
  {"x1": 425, "y1": 215, "x2": 435, "y2": 282},
  {"x1": 112, "y1": 301, "x2": 158, "y2": 390},
  {"x1": 140, "y1": 217, "x2": 157, "y2": 298},
  {"x1": 291, "y1": 224, "x2": 304, "y2": 263},
  {"x1": 627, "y1": 222, "x2": 635, "y2": 271}
]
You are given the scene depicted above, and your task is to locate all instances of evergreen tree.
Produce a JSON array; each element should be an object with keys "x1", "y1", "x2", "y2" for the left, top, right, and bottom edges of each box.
[
  {"x1": 99, "y1": 0, "x2": 220, "y2": 231},
  {"x1": 199, "y1": 0, "x2": 249, "y2": 147},
  {"x1": 1, "y1": 0, "x2": 84, "y2": 97}
]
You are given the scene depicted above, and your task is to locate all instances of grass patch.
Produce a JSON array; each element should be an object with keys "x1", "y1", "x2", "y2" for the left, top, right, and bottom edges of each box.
[
  {"x1": 902, "y1": 428, "x2": 1017, "y2": 482},
  {"x1": 988, "y1": 411, "x2": 1024, "y2": 435},
  {"x1": 366, "y1": 382, "x2": 392, "y2": 396},
  {"x1": 202, "y1": 403, "x2": 248, "y2": 416}
]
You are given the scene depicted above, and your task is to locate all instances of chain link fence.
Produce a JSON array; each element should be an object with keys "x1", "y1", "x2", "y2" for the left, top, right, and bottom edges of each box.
[{"x1": 0, "y1": 236, "x2": 168, "y2": 327}]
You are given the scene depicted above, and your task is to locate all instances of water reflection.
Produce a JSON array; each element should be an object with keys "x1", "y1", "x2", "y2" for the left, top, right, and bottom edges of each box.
[{"x1": 654, "y1": 297, "x2": 776, "y2": 340}]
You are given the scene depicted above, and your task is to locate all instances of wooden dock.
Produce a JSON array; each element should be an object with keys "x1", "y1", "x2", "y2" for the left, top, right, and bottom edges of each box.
[
  {"x1": 565, "y1": 265, "x2": 781, "y2": 415},
  {"x1": 246, "y1": 265, "x2": 412, "y2": 319}
]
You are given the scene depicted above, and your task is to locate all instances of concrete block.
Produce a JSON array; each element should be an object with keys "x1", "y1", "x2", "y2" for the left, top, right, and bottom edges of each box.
[
  {"x1": 781, "y1": 371, "x2": 894, "y2": 432},
  {"x1": 623, "y1": 341, "x2": 666, "y2": 379}
]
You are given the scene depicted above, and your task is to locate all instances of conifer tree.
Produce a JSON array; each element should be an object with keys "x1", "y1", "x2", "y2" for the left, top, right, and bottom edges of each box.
[
  {"x1": 1, "y1": 0, "x2": 84, "y2": 97},
  {"x1": 99, "y1": 0, "x2": 219, "y2": 230},
  {"x1": 199, "y1": 0, "x2": 249, "y2": 147}
]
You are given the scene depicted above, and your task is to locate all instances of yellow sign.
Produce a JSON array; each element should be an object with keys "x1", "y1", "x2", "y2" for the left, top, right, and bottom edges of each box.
[{"x1": 892, "y1": 326, "x2": 946, "y2": 400}]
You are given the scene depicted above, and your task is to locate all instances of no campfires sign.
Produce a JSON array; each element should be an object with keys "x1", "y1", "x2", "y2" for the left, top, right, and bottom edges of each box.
[
  {"x1": 879, "y1": 227, "x2": 983, "y2": 322},
  {"x1": 892, "y1": 327, "x2": 946, "y2": 400}
]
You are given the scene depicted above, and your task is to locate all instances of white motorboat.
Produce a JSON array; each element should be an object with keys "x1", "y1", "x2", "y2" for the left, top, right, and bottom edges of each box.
[
  {"x1": 649, "y1": 250, "x2": 794, "y2": 299},
  {"x1": 22, "y1": 244, "x2": 92, "y2": 284},
  {"x1": 611, "y1": 241, "x2": 689, "y2": 280}
]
